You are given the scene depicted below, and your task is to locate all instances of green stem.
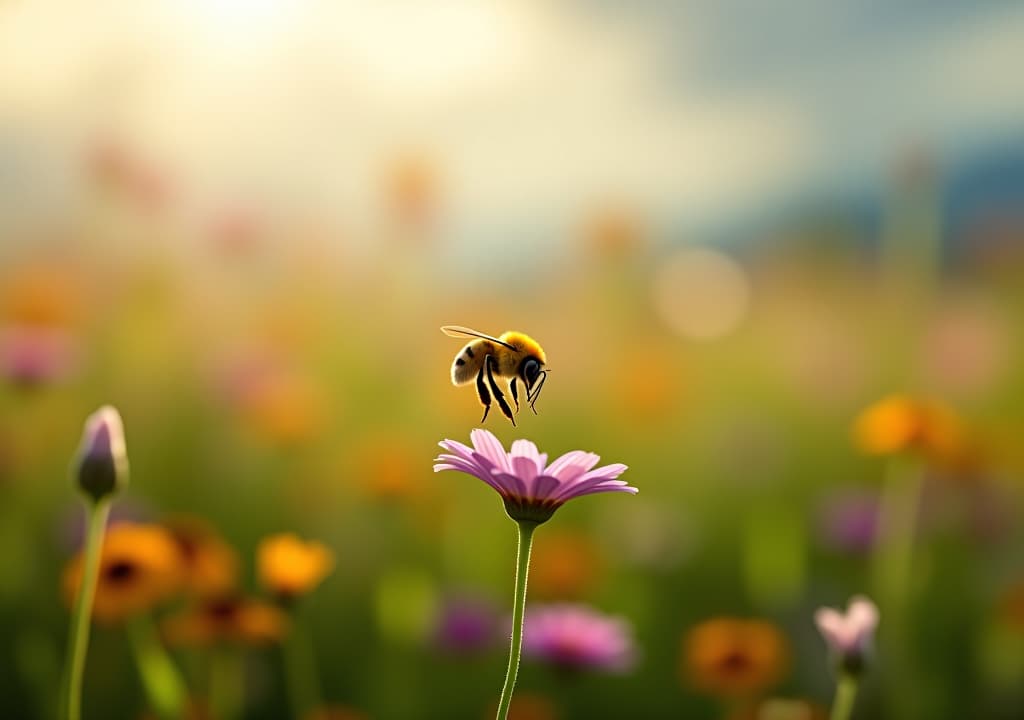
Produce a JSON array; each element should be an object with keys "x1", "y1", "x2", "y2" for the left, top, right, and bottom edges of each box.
[
  {"x1": 127, "y1": 614, "x2": 187, "y2": 720},
  {"x1": 283, "y1": 611, "x2": 321, "y2": 720},
  {"x1": 59, "y1": 498, "x2": 111, "y2": 720},
  {"x1": 872, "y1": 456, "x2": 923, "y2": 608},
  {"x1": 209, "y1": 648, "x2": 244, "y2": 720},
  {"x1": 495, "y1": 521, "x2": 537, "y2": 720},
  {"x1": 830, "y1": 673, "x2": 859, "y2": 720}
]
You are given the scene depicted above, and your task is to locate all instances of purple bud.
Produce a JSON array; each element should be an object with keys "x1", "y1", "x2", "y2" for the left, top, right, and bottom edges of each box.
[{"x1": 75, "y1": 406, "x2": 128, "y2": 502}]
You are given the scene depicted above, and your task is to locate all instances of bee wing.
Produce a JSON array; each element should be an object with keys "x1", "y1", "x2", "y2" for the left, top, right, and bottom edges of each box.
[{"x1": 440, "y1": 325, "x2": 516, "y2": 350}]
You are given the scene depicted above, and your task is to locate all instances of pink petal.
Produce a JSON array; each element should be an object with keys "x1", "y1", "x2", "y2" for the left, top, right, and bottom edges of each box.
[
  {"x1": 545, "y1": 451, "x2": 602, "y2": 483},
  {"x1": 471, "y1": 429, "x2": 511, "y2": 472},
  {"x1": 814, "y1": 607, "x2": 854, "y2": 649},
  {"x1": 558, "y1": 482, "x2": 638, "y2": 501},
  {"x1": 492, "y1": 472, "x2": 529, "y2": 498},
  {"x1": 438, "y1": 439, "x2": 476, "y2": 462},
  {"x1": 511, "y1": 455, "x2": 541, "y2": 484},
  {"x1": 529, "y1": 475, "x2": 561, "y2": 500},
  {"x1": 847, "y1": 596, "x2": 879, "y2": 637}
]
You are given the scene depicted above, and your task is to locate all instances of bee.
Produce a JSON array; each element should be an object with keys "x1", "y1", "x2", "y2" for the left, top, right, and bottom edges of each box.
[{"x1": 441, "y1": 325, "x2": 548, "y2": 425}]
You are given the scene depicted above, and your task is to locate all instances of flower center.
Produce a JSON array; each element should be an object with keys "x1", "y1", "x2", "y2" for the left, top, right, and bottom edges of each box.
[
  {"x1": 104, "y1": 560, "x2": 138, "y2": 584},
  {"x1": 718, "y1": 650, "x2": 752, "y2": 675}
]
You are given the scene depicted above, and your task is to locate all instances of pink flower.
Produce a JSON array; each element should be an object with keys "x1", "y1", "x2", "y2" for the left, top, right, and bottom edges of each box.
[
  {"x1": 0, "y1": 325, "x2": 78, "y2": 387},
  {"x1": 522, "y1": 604, "x2": 636, "y2": 673},
  {"x1": 433, "y1": 429, "x2": 636, "y2": 524},
  {"x1": 814, "y1": 595, "x2": 879, "y2": 674}
]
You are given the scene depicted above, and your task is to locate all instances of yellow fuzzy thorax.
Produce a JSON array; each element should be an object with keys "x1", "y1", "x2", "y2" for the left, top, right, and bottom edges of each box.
[{"x1": 499, "y1": 331, "x2": 547, "y2": 364}]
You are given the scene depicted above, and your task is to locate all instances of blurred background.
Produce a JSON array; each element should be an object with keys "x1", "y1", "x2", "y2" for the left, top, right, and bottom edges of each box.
[{"x1": 1, "y1": 0, "x2": 1023, "y2": 718}]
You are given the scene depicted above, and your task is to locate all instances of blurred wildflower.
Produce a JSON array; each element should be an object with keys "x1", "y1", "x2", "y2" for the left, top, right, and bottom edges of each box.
[
  {"x1": 530, "y1": 531, "x2": 603, "y2": 601},
  {"x1": 998, "y1": 581, "x2": 1024, "y2": 633},
  {"x1": 579, "y1": 203, "x2": 645, "y2": 263},
  {"x1": 852, "y1": 394, "x2": 965, "y2": 463},
  {"x1": 62, "y1": 523, "x2": 182, "y2": 623},
  {"x1": 816, "y1": 489, "x2": 879, "y2": 554},
  {"x1": 74, "y1": 406, "x2": 129, "y2": 503},
  {"x1": 433, "y1": 595, "x2": 500, "y2": 655},
  {"x1": 384, "y1": 151, "x2": 439, "y2": 229},
  {"x1": 304, "y1": 706, "x2": 369, "y2": 720},
  {"x1": 2, "y1": 266, "x2": 81, "y2": 328},
  {"x1": 220, "y1": 355, "x2": 325, "y2": 446},
  {"x1": 611, "y1": 342, "x2": 681, "y2": 426},
  {"x1": 163, "y1": 596, "x2": 288, "y2": 646},
  {"x1": 814, "y1": 595, "x2": 879, "y2": 675},
  {"x1": 434, "y1": 429, "x2": 635, "y2": 525},
  {"x1": 652, "y1": 248, "x2": 750, "y2": 340},
  {"x1": 922, "y1": 299, "x2": 1009, "y2": 394},
  {"x1": 684, "y1": 618, "x2": 790, "y2": 697},
  {"x1": 728, "y1": 698, "x2": 826, "y2": 720},
  {"x1": 0, "y1": 325, "x2": 78, "y2": 387},
  {"x1": 257, "y1": 533, "x2": 335, "y2": 602},
  {"x1": 353, "y1": 433, "x2": 420, "y2": 502},
  {"x1": 163, "y1": 516, "x2": 240, "y2": 598},
  {"x1": 522, "y1": 604, "x2": 636, "y2": 673},
  {"x1": 486, "y1": 693, "x2": 560, "y2": 720}
]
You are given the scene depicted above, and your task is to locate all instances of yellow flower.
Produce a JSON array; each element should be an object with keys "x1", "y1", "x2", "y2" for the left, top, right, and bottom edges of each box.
[
  {"x1": 163, "y1": 515, "x2": 240, "y2": 598},
  {"x1": 683, "y1": 618, "x2": 790, "y2": 698},
  {"x1": 162, "y1": 596, "x2": 288, "y2": 646},
  {"x1": 62, "y1": 523, "x2": 183, "y2": 624},
  {"x1": 257, "y1": 533, "x2": 335, "y2": 600},
  {"x1": 852, "y1": 394, "x2": 965, "y2": 461}
]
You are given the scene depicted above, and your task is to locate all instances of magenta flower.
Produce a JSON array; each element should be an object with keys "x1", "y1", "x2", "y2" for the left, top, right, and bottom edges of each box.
[
  {"x1": 0, "y1": 325, "x2": 78, "y2": 387},
  {"x1": 814, "y1": 595, "x2": 879, "y2": 674},
  {"x1": 433, "y1": 429, "x2": 636, "y2": 524},
  {"x1": 433, "y1": 594, "x2": 500, "y2": 655},
  {"x1": 522, "y1": 604, "x2": 636, "y2": 673}
]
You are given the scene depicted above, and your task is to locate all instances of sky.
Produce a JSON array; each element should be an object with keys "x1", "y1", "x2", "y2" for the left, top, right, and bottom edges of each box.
[{"x1": 0, "y1": 0, "x2": 1022, "y2": 255}]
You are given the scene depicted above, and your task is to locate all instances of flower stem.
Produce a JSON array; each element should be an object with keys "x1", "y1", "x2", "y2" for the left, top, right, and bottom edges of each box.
[
  {"x1": 495, "y1": 520, "x2": 537, "y2": 720},
  {"x1": 209, "y1": 647, "x2": 244, "y2": 720},
  {"x1": 872, "y1": 456, "x2": 923, "y2": 608},
  {"x1": 127, "y1": 613, "x2": 187, "y2": 720},
  {"x1": 829, "y1": 672, "x2": 859, "y2": 720},
  {"x1": 59, "y1": 497, "x2": 111, "y2": 720},
  {"x1": 283, "y1": 611, "x2": 321, "y2": 720}
]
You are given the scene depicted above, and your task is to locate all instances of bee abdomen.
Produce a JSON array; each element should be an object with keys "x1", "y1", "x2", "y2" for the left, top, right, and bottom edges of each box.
[{"x1": 451, "y1": 341, "x2": 487, "y2": 385}]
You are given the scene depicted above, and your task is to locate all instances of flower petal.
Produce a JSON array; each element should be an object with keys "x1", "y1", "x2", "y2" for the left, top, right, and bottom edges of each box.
[
  {"x1": 511, "y1": 455, "x2": 541, "y2": 484},
  {"x1": 492, "y1": 472, "x2": 528, "y2": 498},
  {"x1": 528, "y1": 474, "x2": 561, "y2": 501},
  {"x1": 471, "y1": 429, "x2": 511, "y2": 472},
  {"x1": 544, "y1": 451, "x2": 601, "y2": 483}
]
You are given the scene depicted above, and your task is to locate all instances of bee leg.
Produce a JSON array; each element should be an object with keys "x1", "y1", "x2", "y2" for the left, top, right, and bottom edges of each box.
[
  {"x1": 528, "y1": 371, "x2": 546, "y2": 414},
  {"x1": 510, "y1": 378, "x2": 520, "y2": 413},
  {"x1": 485, "y1": 356, "x2": 516, "y2": 426},
  {"x1": 475, "y1": 364, "x2": 492, "y2": 423}
]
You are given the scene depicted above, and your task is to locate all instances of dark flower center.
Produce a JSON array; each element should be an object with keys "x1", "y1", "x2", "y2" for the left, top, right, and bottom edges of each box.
[
  {"x1": 207, "y1": 598, "x2": 241, "y2": 621},
  {"x1": 718, "y1": 650, "x2": 752, "y2": 675},
  {"x1": 105, "y1": 560, "x2": 138, "y2": 584}
]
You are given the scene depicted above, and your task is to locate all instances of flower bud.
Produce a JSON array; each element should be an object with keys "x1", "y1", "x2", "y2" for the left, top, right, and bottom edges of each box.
[
  {"x1": 814, "y1": 595, "x2": 879, "y2": 677},
  {"x1": 74, "y1": 405, "x2": 128, "y2": 502}
]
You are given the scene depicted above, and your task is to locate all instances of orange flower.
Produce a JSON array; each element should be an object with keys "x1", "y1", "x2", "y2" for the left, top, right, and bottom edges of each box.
[
  {"x1": 530, "y1": 531, "x2": 603, "y2": 601},
  {"x1": 683, "y1": 618, "x2": 790, "y2": 697},
  {"x1": 162, "y1": 596, "x2": 287, "y2": 646},
  {"x1": 63, "y1": 523, "x2": 183, "y2": 624},
  {"x1": 852, "y1": 394, "x2": 965, "y2": 462},
  {"x1": 257, "y1": 533, "x2": 334, "y2": 600},
  {"x1": 163, "y1": 515, "x2": 240, "y2": 598}
]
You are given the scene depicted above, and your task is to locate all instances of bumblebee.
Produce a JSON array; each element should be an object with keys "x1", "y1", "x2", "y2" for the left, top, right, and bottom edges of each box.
[{"x1": 441, "y1": 325, "x2": 548, "y2": 425}]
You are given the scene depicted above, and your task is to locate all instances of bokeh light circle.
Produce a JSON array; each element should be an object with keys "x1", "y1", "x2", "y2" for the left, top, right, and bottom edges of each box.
[{"x1": 651, "y1": 247, "x2": 750, "y2": 340}]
